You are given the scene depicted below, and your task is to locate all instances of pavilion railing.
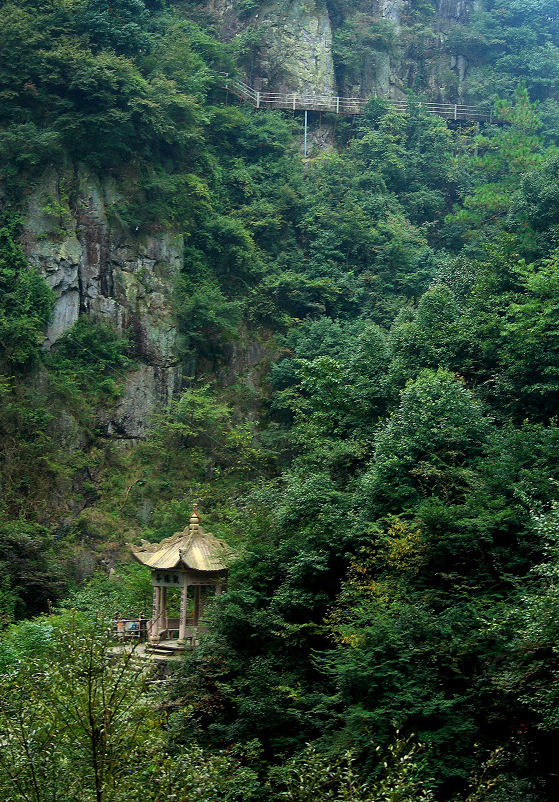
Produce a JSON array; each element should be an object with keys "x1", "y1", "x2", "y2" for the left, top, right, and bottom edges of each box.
[
  {"x1": 220, "y1": 74, "x2": 493, "y2": 122},
  {"x1": 165, "y1": 617, "x2": 180, "y2": 639},
  {"x1": 141, "y1": 616, "x2": 211, "y2": 642}
]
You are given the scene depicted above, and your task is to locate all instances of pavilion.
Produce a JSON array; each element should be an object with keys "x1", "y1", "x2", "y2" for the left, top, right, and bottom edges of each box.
[{"x1": 131, "y1": 508, "x2": 233, "y2": 653}]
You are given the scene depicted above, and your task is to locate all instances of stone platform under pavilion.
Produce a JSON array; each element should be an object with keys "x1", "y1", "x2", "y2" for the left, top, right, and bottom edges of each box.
[{"x1": 131, "y1": 508, "x2": 233, "y2": 656}]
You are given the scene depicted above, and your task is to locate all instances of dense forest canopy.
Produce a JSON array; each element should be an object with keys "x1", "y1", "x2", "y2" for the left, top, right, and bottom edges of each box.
[{"x1": 3, "y1": 0, "x2": 559, "y2": 799}]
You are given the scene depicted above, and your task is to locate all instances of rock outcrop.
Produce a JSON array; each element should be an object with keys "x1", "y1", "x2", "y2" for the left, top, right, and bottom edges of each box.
[
  {"x1": 23, "y1": 169, "x2": 182, "y2": 440},
  {"x1": 217, "y1": 0, "x2": 335, "y2": 95},
  {"x1": 214, "y1": 0, "x2": 476, "y2": 102}
]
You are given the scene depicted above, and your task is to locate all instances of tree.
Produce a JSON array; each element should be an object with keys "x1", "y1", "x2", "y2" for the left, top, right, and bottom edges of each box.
[
  {"x1": 75, "y1": 0, "x2": 151, "y2": 56},
  {"x1": 445, "y1": 87, "x2": 542, "y2": 249},
  {"x1": 496, "y1": 252, "x2": 559, "y2": 420},
  {"x1": 0, "y1": 612, "x2": 261, "y2": 801},
  {"x1": 360, "y1": 369, "x2": 489, "y2": 514},
  {"x1": 0, "y1": 215, "x2": 53, "y2": 369},
  {"x1": 273, "y1": 736, "x2": 435, "y2": 801},
  {"x1": 0, "y1": 613, "x2": 156, "y2": 802}
]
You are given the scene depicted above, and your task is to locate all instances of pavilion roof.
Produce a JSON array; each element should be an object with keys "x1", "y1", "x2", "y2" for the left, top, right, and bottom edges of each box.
[{"x1": 132, "y1": 510, "x2": 233, "y2": 573}]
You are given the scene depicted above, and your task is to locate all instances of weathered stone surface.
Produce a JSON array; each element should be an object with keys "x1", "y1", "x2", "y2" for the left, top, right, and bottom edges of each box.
[
  {"x1": 213, "y1": 0, "x2": 475, "y2": 103},
  {"x1": 437, "y1": 0, "x2": 471, "y2": 22},
  {"x1": 216, "y1": 0, "x2": 335, "y2": 95},
  {"x1": 381, "y1": 0, "x2": 403, "y2": 25},
  {"x1": 257, "y1": 0, "x2": 335, "y2": 95},
  {"x1": 22, "y1": 168, "x2": 183, "y2": 439},
  {"x1": 217, "y1": 337, "x2": 272, "y2": 389},
  {"x1": 108, "y1": 363, "x2": 181, "y2": 441},
  {"x1": 51, "y1": 408, "x2": 85, "y2": 451},
  {"x1": 360, "y1": 0, "x2": 475, "y2": 100}
]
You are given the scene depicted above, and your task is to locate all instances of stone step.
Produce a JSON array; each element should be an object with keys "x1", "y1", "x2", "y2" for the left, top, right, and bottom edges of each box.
[{"x1": 145, "y1": 638, "x2": 189, "y2": 655}]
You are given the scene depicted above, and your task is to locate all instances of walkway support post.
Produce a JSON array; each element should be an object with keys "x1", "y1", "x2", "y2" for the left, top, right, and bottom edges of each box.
[
  {"x1": 304, "y1": 109, "x2": 308, "y2": 158},
  {"x1": 256, "y1": 91, "x2": 260, "y2": 108}
]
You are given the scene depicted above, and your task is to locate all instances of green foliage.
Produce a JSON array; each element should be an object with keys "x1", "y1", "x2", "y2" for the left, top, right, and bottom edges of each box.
[
  {"x1": 270, "y1": 736, "x2": 435, "y2": 801},
  {"x1": 60, "y1": 563, "x2": 153, "y2": 619},
  {"x1": 0, "y1": 376, "x2": 62, "y2": 517},
  {"x1": 170, "y1": 99, "x2": 559, "y2": 789},
  {"x1": 496, "y1": 252, "x2": 559, "y2": 420},
  {"x1": 74, "y1": 0, "x2": 151, "y2": 56},
  {"x1": 448, "y1": 0, "x2": 559, "y2": 108},
  {"x1": 514, "y1": 152, "x2": 559, "y2": 237},
  {"x1": 444, "y1": 87, "x2": 543, "y2": 248},
  {"x1": 0, "y1": 0, "x2": 215, "y2": 182},
  {"x1": 46, "y1": 316, "x2": 132, "y2": 415},
  {"x1": 361, "y1": 369, "x2": 488, "y2": 513},
  {"x1": 0, "y1": 213, "x2": 53, "y2": 369},
  {"x1": 5, "y1": 1, "x2": 559, "y2": 799},
  {"x1": 386, "y1": 284, "x2": 474, "y2": 388},
  {"x1": 143, "y1": 383, "x2": 266, "y2": 491},
  {"x1": 0, "y1": 520, "x2": 64, "y2": 620},
  {"x1": 0, "y1": 612, "x2": 261, "y2": 801},
  {"x1": 333, "y1": 15, "x2": 396, "y2": 91},
  {"x1": 176, "y1": 272, "x2": 241, "y2": 358}
]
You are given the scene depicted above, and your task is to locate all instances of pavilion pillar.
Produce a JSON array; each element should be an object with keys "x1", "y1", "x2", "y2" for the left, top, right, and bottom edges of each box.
[
  {"x1": 159, "y1": 586, "x2": 167, "y2": 636},
  {"x1": 193, "y1": 585, "x2": 201, "y2": 626},
  {"x1": 152, "y1": 585, "x2": 159, "y2": 619},
  {"x1": 149, "y1": 585, "x2": 160, "y2": 642},
  {"x1": 179, "y1": 583, "x2": 189, "y2": 639}
]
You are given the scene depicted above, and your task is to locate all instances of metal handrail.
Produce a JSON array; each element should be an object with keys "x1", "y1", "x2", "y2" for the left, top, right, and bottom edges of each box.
[{"x1": 219, "y1": 73, "x2": 493, "y2": 121}]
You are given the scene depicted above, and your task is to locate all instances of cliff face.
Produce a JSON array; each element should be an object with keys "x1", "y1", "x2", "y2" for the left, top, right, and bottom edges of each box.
[
  {"x1": 258, "y1": 0, "x2": 335, "y2": 95},
  {"x1": 217, "y1": 0, "x2": 335, "y2": 94},
  {"x1": 217, "y1": 0, "x2": 475, "y2": 101},
  {"x1": 17, "y1": 0, "x2": 479, "y2": 439},
  {"x1": 23, "y1": 169, "x2": 182, "y2": 440},
  {"x1": 375, "y1": 0, "x2": 474, "y2": 101}
]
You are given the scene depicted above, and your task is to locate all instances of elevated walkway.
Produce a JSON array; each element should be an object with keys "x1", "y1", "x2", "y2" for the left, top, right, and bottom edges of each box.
[{"x1": 221, "y1": 74, "x2": 493, "y2": 122}]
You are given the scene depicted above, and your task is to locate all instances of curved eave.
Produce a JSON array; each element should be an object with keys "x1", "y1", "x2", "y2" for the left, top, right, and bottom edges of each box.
[
  {"x1": 132, "y1": 550, "x2": 181, "y2": 570},
  {"x1": 132, "y1": 548, "x2": 230, "y2": 573},
  {"x1": 131, "y1": 523, "x2": 234, "y2": 573}
]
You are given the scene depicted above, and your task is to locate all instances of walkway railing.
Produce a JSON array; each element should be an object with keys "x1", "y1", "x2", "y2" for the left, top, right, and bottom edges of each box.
[{"x1": 221, "y1": 74, "x2": 493, "y2": 122}]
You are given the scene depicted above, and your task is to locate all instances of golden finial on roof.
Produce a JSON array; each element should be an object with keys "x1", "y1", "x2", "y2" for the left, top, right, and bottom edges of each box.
[
  {"x1": 190, "y1": 505, "x2": 201, "y2": 528},
  {"x1": 131, "y1": 505, "x2": 234, "y2": 573}
]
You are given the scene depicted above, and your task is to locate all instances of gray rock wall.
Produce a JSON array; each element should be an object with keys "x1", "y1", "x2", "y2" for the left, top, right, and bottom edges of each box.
[
  {"x1": 23, "y1": 169, "x2": 183, "y2": 440},
  {"x1": 216, "y1": 0, "x2": 475, "y2": 102},
  {"x1": 217, "y1": 0, "x2": 335, "y2": 94}
]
